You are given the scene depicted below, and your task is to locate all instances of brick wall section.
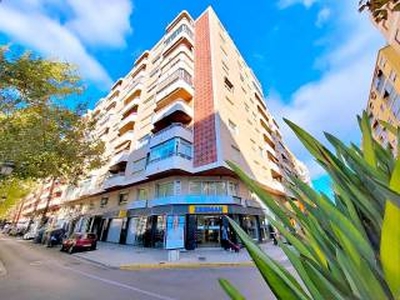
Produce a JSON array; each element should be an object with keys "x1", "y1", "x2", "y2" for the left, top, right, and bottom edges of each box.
[{"x1": 193, "y1": 12, "x2": 217, "y2": 167}]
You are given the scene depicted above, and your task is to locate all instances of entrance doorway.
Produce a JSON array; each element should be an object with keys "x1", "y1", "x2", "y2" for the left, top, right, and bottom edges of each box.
[{"x1": 196, "y1": 215, "x2": 222, "y2": 247}]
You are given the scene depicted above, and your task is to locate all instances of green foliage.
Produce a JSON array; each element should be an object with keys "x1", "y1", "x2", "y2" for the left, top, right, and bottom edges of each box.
[
  {"x1": 219, "y1": 112, "x2": 400, "y2": 300},
  {"x1": 0, "y1": 178, "x2": 33, "y2": 217},
  {"x1": 359, "y1": 0, "x2": 400, "y2": 23},
  {"x1": 0, "y1": 46, "x2": 105, "y2": 183}
]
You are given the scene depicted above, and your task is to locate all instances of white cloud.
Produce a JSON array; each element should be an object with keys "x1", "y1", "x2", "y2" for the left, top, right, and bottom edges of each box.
[
  {"x1": 316, "y1": 7, "x2": 331, "y2": 27},
  {"x1": 0, "y1": 0, "x2": 134, "y2": 87},
  {"x1": 268, "y1": 1, "x2": 384, "y2": 180},
  {"x1": 66, "y1": 0, "x2": 133, "y2": 47},
  {"x1": 278, "y1": 0, "x2": 318, "y2": 9}
]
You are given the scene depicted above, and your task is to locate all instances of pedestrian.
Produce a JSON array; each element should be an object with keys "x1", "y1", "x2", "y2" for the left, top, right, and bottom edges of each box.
[{"x1": 268, "y1": 224, "x2": 278, "y2": 245}]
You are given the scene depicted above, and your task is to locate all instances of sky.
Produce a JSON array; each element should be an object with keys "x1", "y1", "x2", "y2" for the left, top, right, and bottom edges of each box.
[{"x1": 0, "y1": 0, "x2": 384, "y2": 193}]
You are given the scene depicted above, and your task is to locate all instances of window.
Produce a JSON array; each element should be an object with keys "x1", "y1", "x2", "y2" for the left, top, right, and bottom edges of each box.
[
  {"x1": 224, "y1": 77, "x2": 234, "y2": 92},
  {"x1": 231, "y1": 145, "x2": 241, "y2": 162},
  {"x1": 148, "y1": 138, "x2": 192, "y2": 164},
  {"x1": 222, "y1": 61, "x2": 229, "y2": 74},
  {"x1": 244, "y1": 103, "x2": 250, "y2": 112},
  {"x1": 228, "y1": 120, "x2": 238, "y2": 134},
  {"x1": 189, "y1": 181, "x2": 202, "y2": 195},
  {"x1": 220, "y1": 46, "x2": 228, "y2": 58},
  {"x1": 156, "y1": 182, "x2": 174, "y2": 197},
  {"x1": 189, "y1": 181, "x2": 227, "y2": 195},
  {"x1": 389, "y1": 70, "x2": 397, "y2": 82},
  {"x1": 137, "y1": 188, "x2": 148, "y2": 200},
  {"x1": 119, "y1": 193, "x2": 129, "y2": 205},
  {"x1": 228, "y1": 182, "x2": 239, "y2": 196},
  {"x1": 137, "y1": 134, "x2": 150, "y2": 149},
  {"x1": 225, "y1": 96, "x2": 234, "y2": 106}
]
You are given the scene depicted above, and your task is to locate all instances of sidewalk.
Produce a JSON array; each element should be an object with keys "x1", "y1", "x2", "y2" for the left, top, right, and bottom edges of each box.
[{"x1": 73, "y1": 241, "x2": 288, "y2": 270}]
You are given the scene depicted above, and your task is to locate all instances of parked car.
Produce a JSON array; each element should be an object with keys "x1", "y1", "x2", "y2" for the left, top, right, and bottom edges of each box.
[
  {"x1": 60, "y1": 233, "x2": 97, "y2": 254},
  {"x1": 46, "y1": 228, "x2": 66, "y2": 247},
  {"x1": 23, "y1": 231, "x2": 36, "y2": 240},
  {"x1": 33, "y1": 227, "x2": 47, "y2": 244}
]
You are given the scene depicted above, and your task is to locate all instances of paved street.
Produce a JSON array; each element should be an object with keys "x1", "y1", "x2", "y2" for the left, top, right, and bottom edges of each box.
[{"x1": 0, "y1": 237, "x2": 278, "y2": 300}]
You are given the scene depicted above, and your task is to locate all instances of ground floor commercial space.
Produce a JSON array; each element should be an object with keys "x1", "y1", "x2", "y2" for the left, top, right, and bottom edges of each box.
[{"x1": 75, "y1": 204, "x2": 269, "y2": 250}]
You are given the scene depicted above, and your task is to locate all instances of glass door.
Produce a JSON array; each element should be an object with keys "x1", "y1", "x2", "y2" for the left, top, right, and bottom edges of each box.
[{"x1": 196, "y1": 215, "x2": 221, "y2": 247}]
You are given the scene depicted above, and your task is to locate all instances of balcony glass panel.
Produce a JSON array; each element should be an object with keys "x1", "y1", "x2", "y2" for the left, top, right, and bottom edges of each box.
[{"x1": 148, "y1": 137, "x2": 192, "y2": 164}]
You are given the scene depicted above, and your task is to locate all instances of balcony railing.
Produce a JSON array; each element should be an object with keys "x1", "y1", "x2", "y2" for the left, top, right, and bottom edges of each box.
[
  {"x1": 152, "y1": 123, "x2": 192, "y2": 139},
  {"x1": 156, "y1": 68, "x2": 192, "y2": 97},
  {"x1": 164, "y1": 24, "x2": 194, "y2": 46}
]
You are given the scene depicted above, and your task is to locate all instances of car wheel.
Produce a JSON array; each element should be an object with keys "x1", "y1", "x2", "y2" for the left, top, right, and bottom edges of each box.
[
  {"x1": 60, "y1": 246, "x2": 64, "y2": 252},
  {"x1": 90, "y1": 244, "x2": 96, "y2": 251},
  {"x1": 68, "y1": 245, "x2": 75, "y2": 254}
]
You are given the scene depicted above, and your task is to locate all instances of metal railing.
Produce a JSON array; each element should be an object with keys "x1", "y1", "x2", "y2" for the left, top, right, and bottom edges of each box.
[{"x1": 156, "y1": 68, "x2": 192, "y2": 96}]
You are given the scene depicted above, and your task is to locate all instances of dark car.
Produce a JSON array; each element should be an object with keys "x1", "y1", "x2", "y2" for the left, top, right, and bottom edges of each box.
[
  {"x1": 46, "y1": 228, "x2": 66, "y2": 247},
  {"x1": 60, "y1": 233, "x2": 97, "y2": 254}
]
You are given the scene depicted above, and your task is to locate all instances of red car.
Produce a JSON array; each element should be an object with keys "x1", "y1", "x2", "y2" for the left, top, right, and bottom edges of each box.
[{"x1": 61, "y1": 233, "x2": 97, "y2": 254}]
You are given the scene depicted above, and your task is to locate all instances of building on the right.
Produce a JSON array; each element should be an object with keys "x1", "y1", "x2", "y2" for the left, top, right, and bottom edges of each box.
[{"x1": 367, "y1": 45, "x2": 400, "y2": 153}]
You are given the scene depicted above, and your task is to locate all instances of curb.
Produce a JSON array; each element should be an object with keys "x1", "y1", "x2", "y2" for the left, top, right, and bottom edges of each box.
[
  {"x1": 120, "y1": 261, "x2": 255, "y2": 270},
  {"x1": 71, "y1": 254, "x2": 119, "y2": 269}
]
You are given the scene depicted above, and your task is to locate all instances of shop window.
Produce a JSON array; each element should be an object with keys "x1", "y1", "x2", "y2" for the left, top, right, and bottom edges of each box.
[
  {"x1": 118, "y1": 193, "x2": 129, "y2": 205},
  {"x1": 137, "y1": 188, "x2": 148, "y2": 200},
  {"x1": 156, "y1": 182, "x2": 174, "y2": 197}
]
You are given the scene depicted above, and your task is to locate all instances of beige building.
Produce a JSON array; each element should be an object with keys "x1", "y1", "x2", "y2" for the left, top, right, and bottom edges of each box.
[
  {"x1": 367, "y1": 45, "x2": 400, "y2": 153},
  {"x1": 20, "y1": 7, "x2": 308, "y2": 249}
]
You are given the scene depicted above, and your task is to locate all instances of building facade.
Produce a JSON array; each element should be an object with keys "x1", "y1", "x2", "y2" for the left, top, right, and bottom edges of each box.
[
  {"x1": 367, "y1": 46, "x2": 400, "y2": 152},
  {"x1": 19, "y1": 7, "x2": 308, "y2": 249}
]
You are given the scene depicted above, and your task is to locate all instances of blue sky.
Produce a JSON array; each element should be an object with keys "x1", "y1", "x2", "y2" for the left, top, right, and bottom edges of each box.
[{"x1": 0, "y1": 0, "x2": 384, "y2": 193}]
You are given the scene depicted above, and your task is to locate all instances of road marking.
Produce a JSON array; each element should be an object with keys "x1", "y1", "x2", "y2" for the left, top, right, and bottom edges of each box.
[
  {"x1": 29, "y1": 261, "x2": 42, "y2": 266},
  {"x1": 55, "y1": 263, "x2": 177, "y2": 300}
]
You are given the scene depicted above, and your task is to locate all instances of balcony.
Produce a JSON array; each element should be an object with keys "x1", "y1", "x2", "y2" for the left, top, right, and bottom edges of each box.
[
  {"x1": 155, "y1": 69, "x2": 193, "y2": 111},
  {"x1": 152, "y1": 101, "x2": 193, "y2": 133},
  {"x1": 150, "y1": 123, "x2": 192, "y2": 148},
  {"x1": 119, "y1": 114, "x2": 137, "y2": 135},
  {"x1": 145, "y1": 154, "x2": 193, "y2": 177},
  {"x1": 110, "y1": 149, "x2": 129, "y2": 166},
  {"x1": 122, "y1": 97, "x2": 140, "y2": 115},
  {"x1": 104, "y1": 173, "x2": 126, "y2": 189},
  {"x1": 121, "y1": 77, "x2": 144, "y2": 102},
  {"x1": 163, "y1": 24, "x2": 194, "y2": 56},
  {"x1": 114, "y1": 130, "x2": 134, "y2": 150}
]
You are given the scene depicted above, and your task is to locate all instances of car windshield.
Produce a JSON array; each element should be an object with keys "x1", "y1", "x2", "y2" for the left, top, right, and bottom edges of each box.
[{"x1": 72, "y1": 234, "x2": 82, "y2": 239}]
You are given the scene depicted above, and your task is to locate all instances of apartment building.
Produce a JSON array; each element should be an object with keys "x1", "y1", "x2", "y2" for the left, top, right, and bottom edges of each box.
[
  {"x1": 367, "y1": 45, "x2": 400, "y2": 152},
  {"x1": 20, "y1": 7, "x2": 308, "y2": 250}
]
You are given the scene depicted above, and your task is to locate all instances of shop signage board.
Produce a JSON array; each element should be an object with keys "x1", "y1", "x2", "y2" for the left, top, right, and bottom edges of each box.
[
  {"x1": 118, "y1": 210, "x2": 127, "y2": 218},
  {"x1": 165, "y1": 215, "x2": 185, "y2": 250},
  {"x1": 188, "y1": 205, "x2": 228, "y2": 214}
]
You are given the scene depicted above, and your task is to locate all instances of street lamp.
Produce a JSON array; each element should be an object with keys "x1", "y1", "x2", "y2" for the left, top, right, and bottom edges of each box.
[{"x1": 0, "y1": 161, "x2": 15, "y2": 176}]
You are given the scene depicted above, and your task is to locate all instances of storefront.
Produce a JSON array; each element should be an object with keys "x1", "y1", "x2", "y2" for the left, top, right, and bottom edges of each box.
[{"x1": 125, "y1": 203, "x2": 264, "y2": 250}]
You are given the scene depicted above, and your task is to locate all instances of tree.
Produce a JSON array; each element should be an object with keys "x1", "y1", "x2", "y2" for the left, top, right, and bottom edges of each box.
[
  {"x1": 220, "y1": 112, "x2": 400, "y2": 300},
  {"x1": 359, "y1": 0, "x2": 400, "y2": 22},
  {"x1": 0, "y1": 178, "x2": 32, "y2": 218},
  {"x1": 0, "y1": 46, "x2": 105, "y2": 183}
]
